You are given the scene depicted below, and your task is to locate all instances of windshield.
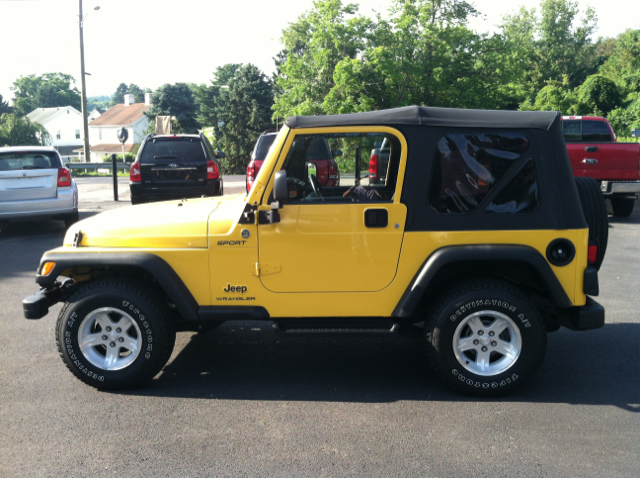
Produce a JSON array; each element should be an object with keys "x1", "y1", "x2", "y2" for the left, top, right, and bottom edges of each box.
[{"x1": 0, "y1": 151, "x2": 61, "y2": 171}]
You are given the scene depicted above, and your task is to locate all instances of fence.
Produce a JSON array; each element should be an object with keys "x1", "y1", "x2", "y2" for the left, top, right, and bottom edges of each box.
[{"x1": 65, "y1": 162, "x2": 130, "y2": 172}]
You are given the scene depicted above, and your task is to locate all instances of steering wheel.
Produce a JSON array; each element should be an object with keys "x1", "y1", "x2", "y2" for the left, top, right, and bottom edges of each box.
[{"x1": 308, "y1": 174, "x2": 324, "y2": 201}]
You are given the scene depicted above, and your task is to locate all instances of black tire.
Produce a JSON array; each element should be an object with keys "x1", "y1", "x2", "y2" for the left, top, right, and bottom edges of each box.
[
  {"x1": 64, "y1": 211, "x2": 79, "y2": 229},
  {"x1": 425, "y1": 279, "x2": 547, "y2": 397},
  {"x1": 611, "y1": 197, "x2": 635, "y2": 217},
  {"x1": 574, "y1": 177, "x2": 608, "y2": 270},
  {"x1": 55, "y1": 279, "x2": 176, "y2": 390}
]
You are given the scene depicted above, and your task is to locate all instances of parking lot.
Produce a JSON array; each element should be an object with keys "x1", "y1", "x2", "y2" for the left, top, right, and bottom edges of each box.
[{"x1": 1, "y1": 177, "x2": 639, "y2": 476}]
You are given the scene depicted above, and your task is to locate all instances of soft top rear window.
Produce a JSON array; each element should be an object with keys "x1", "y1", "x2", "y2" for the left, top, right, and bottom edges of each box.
[
  {"x1": 428, "y1": 133, "x2": 530, "y2": 214},
  {"x1": 0, "y1": 151, "x2": 61, "y2": 171},
  {"x1": 140, "y1": 138, "x2": 206, "y2": 164},
  {"x1": 253, "y1": 135, "x2": 277, "y2": 161}
]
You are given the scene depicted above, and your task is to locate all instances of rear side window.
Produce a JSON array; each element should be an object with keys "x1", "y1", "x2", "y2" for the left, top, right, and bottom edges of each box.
[
  {"x1": 253, "y1": 135, "x2": 277, "y2": 161},
  {"x1": 139, "y1": 138, "x2": 206, "y2": 164},
  {"x1": 562, "y1": 121, "x2": 581, "y2": 141},
  {"x1": 563, "y1": 120, "x2": 613, "y2": 142},
  {"x1": 582, "y1": 121, "x2": 613, "y2": 142},
  {"x1": 0, "y1": 151, "x2": 60, "y2": 171},
  {"x1": 428, "y1": 133, "x2": 530, "y2": 214}
]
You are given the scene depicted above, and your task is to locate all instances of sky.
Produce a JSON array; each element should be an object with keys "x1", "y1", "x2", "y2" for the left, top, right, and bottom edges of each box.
[{"x1": 1, "y1": 0, "x2": 638, "y2": 105}]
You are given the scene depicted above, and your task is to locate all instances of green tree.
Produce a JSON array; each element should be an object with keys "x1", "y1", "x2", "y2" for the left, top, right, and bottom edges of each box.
[
  {"x1": 87, "y1": 95, "x2": 110, "y2": 111},
  {"x1": 144, "y1": 83, "x2": 200, "y2": 133},
  {"x1": 608, "y1": 98, "x2": 640, "y2": 137},
  {"x1": 605, "y1": 69, "x2": 640, "y2": 136},
  {"x1": 0, "y1": 113, "x2": 50, "y2": 146},
  {"x1": 599, "y1": 29, "x2": 640, "y2": 91},
  {"x1": 324, "y1": 0, "x2": 513, "y2": 113},
  {"x1": 577, "y1": 74, "x2": 621, "y2": 116},
  {"x1": 0, "y1": 94, "x2": 11, "y2": 115},
  {"x1": 520, "y1": 77, "x2": 579, "y2": 114},
  {"x1": 274, "y1": 0, "x2": 372, "y2": 118},
  {"x1": 10, "y1": 73, "x2": 81, "y2": 116},
  {"x1": 111, "y1": 83, "x2": 148, "y2": 105},
  {"x1": 196, "y1": 64, "x2": 274, "y2": 174},
  {"x1": 500, "y1": 0, "x2": 598, "y2": 105},
  {"x1": 195, "y1": 63, "x2": 242, "y2": 133},
  {"x1": 274, "y1": 0, "x2": 522, "y2": 117}
]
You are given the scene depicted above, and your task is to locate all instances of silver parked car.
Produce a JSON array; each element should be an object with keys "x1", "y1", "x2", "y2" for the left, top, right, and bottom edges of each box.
[{"x1": 0, "y1": 146, "x2": 78, "y2": 228}]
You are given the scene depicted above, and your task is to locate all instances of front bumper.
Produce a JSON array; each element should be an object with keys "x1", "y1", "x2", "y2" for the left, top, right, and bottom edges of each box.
[
  {"x1": 560, "y1": 296, "x2": 605, "y2": 331},
  {"x1": 23, "y1": 279, "x2": 75, "y2": 320}
]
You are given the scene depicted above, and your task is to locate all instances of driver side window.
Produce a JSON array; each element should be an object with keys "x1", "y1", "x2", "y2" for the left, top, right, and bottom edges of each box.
[{"x1": 281, "y1": 132, "x2": 401, "y2": 204}]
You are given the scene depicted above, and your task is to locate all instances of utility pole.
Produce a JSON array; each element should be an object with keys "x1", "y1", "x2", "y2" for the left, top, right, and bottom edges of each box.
[{"x1": 79, "y1": 0, "x2": 91, "y2": 162}]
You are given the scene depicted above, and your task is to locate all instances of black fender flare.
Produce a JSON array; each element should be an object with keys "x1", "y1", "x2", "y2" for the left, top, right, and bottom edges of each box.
[
  {"x1": 392, "y1": 245, "x2": 573, "y2": 318},
  {"x1": 36, "y1": 252, "x2": 199, "y2": 322}
]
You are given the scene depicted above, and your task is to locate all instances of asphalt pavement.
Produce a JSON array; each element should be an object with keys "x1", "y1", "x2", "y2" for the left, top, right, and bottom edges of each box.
[{"x1": 0, "y1": 178, "x2": 639, "y2": 476}]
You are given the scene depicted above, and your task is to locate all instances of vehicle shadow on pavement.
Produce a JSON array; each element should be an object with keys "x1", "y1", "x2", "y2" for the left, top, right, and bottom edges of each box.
[
  {"x1": 118, "y1": 321, "x2": 640, "y2": 410},
  {"x1": 0, "y1": 212, "x2": 101, "y2": 279}
]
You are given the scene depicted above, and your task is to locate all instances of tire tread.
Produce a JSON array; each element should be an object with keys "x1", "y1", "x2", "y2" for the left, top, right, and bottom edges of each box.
[
  {"x1": 55, "y1": 278, "x2": 175, "y2": 389},
  {"x1": 424, "y1": 278, "x2": 547, "y2": 396}
]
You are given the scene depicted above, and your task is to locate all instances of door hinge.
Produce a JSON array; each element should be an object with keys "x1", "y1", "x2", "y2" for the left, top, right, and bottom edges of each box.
[{"x1": 253, "y1": 262, "x2": 281, "y2": 277}]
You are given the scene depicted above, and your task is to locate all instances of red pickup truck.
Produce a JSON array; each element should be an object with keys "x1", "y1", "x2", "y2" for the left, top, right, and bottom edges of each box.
[{"x1": 562, "y1": 116, "x2": 640, "y2": 216}]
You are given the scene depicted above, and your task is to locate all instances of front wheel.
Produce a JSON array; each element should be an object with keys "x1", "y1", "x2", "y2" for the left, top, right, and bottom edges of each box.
[
  {"x1": 425, "y1": 279, "x2": 547, "y2": 396},
  {"x1": 55, "y1": 279, "x2": 176, "y2": 389}
]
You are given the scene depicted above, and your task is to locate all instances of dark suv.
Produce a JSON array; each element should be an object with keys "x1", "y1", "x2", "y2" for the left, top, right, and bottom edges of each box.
[{"x1": 129, "y1": 133, "x2": 224, "y2": 204}]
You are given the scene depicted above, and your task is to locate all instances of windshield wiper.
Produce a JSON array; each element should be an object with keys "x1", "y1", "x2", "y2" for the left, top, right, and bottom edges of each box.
[
  {"x1": 21, "y1": 166, "x2": 49, "y2": 169},
  {"x1": 154, "y1": 156, "x2": 178, "y2": 160}
]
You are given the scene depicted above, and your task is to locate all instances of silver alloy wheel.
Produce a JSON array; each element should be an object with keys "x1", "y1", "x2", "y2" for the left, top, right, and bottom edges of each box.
[
  {"x1": 78, "y1": 307, "x2": 142, "y2": 371},
  {"x1": 453, "y1": 310, "x2": 522, "y2": 376}
]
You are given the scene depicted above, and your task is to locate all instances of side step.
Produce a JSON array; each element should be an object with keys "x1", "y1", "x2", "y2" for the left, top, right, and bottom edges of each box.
[{"x1": 273, "y1": 318, "x2": 399, "y2": 335}]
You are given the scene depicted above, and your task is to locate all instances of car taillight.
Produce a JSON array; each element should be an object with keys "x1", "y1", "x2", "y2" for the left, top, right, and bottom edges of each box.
[
  {"x1": 369, "y1": 153, "x2": 378, "y2": 179},
  {"x1": 207, "y1": 160, "x2": 219, "y2": 180},
  {"x1": 247, "y1": 161, "x2": 255, "y2": 181},
  {"x1": 57, "y1": 168, "x2": 71, "y2": 187},
  {"x1": 329, "y1": 161, "x2": 337, "y2": 179},
  {"x1": 130, "y1": 161, "x2": 141, "y2": 183},
  {"x1": 588, "y1": 242, "x2": 598, "y2": 264}
]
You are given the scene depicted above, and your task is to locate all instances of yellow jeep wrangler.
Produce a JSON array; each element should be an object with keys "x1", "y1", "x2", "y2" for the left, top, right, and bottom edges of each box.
[{"x1": 23, "y1": 106, "x2": 607, "y2": 396}]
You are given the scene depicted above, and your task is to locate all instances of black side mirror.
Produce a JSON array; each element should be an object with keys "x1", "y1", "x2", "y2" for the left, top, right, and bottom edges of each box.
[
  {"x1": 273, "y1": 170, "x2": 288, "y2": 203},
  {"x1": 332, "y1": 149, "x2": 343, "y2": 157},
  {"x1": 215, "y1": 149, "x2": 225, "y2": 159}
]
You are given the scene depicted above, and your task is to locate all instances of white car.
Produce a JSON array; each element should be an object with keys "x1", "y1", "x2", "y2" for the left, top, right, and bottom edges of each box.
[{"x1": 0, "y1": 146, "x2": 78, "y2": 227}]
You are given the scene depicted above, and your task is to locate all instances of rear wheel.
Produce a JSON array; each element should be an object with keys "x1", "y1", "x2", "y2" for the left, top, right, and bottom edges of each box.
[
  {"x1": 55, "y1": 278, "x2": 175, "y2": 389},
  {"x1": 425, "y1": 279, "x2": 547, "y2": 396},
  {"x1": 574, "y1": 177, "x2": 608, "y2": 269},
  {"x1": 611, "y1": 197, "x2": 635, "y2": 217}
]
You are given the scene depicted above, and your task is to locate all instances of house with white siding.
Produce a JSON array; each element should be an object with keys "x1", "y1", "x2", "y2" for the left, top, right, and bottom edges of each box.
[
  {"x1": 82, "y1": 93, "x2": 151, "y2": 161},
  {"x1": 26, "y1": 106, "x2": 83, "y2": 161}
]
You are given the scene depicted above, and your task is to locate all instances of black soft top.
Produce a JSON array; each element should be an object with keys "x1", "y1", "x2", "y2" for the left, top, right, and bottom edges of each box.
[{"x1": 285, "y1": 106, "x2": 559, "y2": 131}]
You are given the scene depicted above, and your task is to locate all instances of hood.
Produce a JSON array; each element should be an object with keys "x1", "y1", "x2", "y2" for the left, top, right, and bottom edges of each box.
[{"x1": 64, "y1": 194, "x2": 246, "y2": 248}]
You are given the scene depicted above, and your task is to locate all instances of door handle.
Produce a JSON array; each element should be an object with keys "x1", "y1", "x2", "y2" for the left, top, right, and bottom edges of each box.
[
  {"x1": 585, "y1": 146, "x2": 598, "y2": 152},
  {"x1": 582, "y1": 158, "x2": 598, "y2": 165},
  {"x1": 364, "y1": 209, "x2": 388, "y2": 228}
]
